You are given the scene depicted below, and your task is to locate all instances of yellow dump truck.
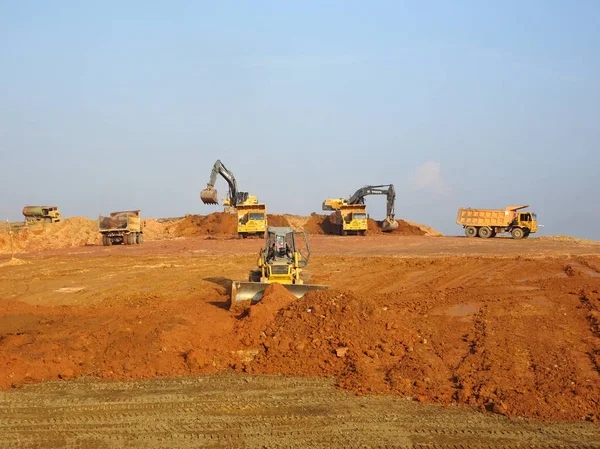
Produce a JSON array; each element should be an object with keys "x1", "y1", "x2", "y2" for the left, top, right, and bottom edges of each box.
[
  {"x1": 329, "y1": 204, "x2": 368, "y2": 236},
  {"x1": 237, "y1": 204, "x2": 267, "y2": 238},
  {"x1": 99, "y1": 210, "x2": 144, "y2": 246},
  {"x1": 456, "y1": 205, "x2": 538, "y2": 240},
  {"x1": 22, "y1": 206, "x2": 61, "y2": 224}
]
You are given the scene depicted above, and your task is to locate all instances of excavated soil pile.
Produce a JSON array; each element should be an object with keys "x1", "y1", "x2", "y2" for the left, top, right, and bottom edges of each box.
[
  {"x1": 266, "y1": 214, "x2": 291, "y2": 227},
  {"x1": 303, "y1": 214, "x2": 425, "y2": 235},
  {"x1": 0, "y1": 297, "x2": 239, "y2": 386},
  {"x1": 236, "y1": 284, "x2": 298, "y2": 344},
  {"x1": 304, "y1": 213, "x2": 336, "y2": 234},
  {"x1": 0, "y1": 217, "x2": 99, "y2": 253},
  {"x1": 239, "y1": 276, "x2": 600, "y2": 422},
  {"x1": 166, "y1": 213, "x2": 238, "y2": 237},
  {"x1": 0, "y1": 218, "x2": 171, "y2": 253}
]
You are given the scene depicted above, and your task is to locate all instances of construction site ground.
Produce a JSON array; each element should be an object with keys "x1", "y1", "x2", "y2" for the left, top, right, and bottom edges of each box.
[{"x1": 1, "y1": 230, "x2": 600, "y2": 447}]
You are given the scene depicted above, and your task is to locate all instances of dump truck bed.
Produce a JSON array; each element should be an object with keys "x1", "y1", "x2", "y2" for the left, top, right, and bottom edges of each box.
[
  {"x1": 456, "y1": 206, "x2": 528, "y2": 228},
  {"x1": 99, "y1": 211, "x2": 141, "y2": 232}
]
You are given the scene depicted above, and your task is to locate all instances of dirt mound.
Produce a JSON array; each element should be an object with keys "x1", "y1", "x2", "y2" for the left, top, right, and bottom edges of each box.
[
  {"x1": 0, "y1": 217, "x2": 99, "y2": 254},
  {"x1": 241, "y1": 283, "x2": 600, "y2": 422},
  {"x1": 266, "y1": 214, "x2": 291, "y2": 227},
  {"x1": 304, "y1": 213, "x2": 335, "y2": 234},
  {"x1": 236, "y1": 284, "x2": 298, "y2": 342},
  {"x1": 166, "y1": 213, "x2": 237, "y2": 237},
  {"x1": 142, "y1": 218, "x2": 175, "y2": 240},
  {"x1": 303, "y1": 214, "x2": 427, "y2": 236}
]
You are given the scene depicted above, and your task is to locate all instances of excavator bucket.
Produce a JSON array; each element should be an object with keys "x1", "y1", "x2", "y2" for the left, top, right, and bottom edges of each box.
[
  {"x1": 200, "y1": 185, "x2": 219, "y2": 205},
  {"x1": 381, "y1": 217, "x2": 399, "y2": 232},
  {"x1": 230, "y1": 281, "x2": 328, "y2": 309}
]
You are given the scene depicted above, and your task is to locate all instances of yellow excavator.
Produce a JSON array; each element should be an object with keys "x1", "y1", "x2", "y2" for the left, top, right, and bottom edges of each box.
[
  {"x1": 322, "y1": 184, "x2": 399, "y2": 235},
  {"x1": 200, "y1": 160, "x2": 267, "y2": 237},
  {"x1": 230, "y1": 227, "x2": 327, "y2": 308},
  {"x1": 200, "y1": 160, "x2": 257, "y2": 208}
]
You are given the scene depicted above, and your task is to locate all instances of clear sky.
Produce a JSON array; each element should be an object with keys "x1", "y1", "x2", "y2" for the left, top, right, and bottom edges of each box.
[{"x1": 1, "y1": 1, "x2": 599, "y2": 238}]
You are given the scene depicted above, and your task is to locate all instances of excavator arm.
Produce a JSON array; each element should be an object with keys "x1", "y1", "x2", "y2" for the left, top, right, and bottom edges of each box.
[{"x1": 200, "y1": 160, "x2": 239, "y2": 206}]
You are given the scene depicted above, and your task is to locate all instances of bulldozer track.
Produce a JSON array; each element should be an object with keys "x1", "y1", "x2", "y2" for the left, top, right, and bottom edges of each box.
[{"x1": 0, "y1": 375, "x2": 598, "y2": 449}]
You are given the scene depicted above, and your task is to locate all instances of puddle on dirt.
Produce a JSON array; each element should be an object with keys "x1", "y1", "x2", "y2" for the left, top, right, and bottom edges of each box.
[
  {"x1": 54, "y1": 287, "x2": 85, "y2": 293},
  {"x1": 527, "y1": 296, "x2": 551, "y2": 308},
  {"x1": 431, "y1": 303, "x2": 479, "y2": 317}
]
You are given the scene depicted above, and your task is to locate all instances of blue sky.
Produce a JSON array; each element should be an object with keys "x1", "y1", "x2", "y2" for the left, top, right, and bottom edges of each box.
[{"x1": 1, "y1": 1, "x2": 599, "y2": 238}]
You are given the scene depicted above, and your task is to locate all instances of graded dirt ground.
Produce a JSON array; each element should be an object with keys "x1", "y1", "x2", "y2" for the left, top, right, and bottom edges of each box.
[
  {"x1": 1, "y1": 231, "x2": 600, "y2": 446},
  {"x1": 1, "y1": 376, "x2": 599, "y2": 449}
]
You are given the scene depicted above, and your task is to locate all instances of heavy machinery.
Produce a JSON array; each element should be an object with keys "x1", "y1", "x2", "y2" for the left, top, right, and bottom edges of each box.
[
  {"x1": 200, "y1": 160, "x2": 258, "y2": 209},
  {"x1": 201, "y1": 160, "x2": 267, "y2": 237},
  {"x1": 22, "y1": 206, "x2": 61, "y2": 224},
  {"x1": 322, "y1": 185, "x2": 399, "y2": 235},
  {"x1": 236, "y1": 204, "x2": 267, "y2": 238},
  {"x1": 231, "y1": 227, "x2": 327, "y2": 307},
  {"x1": 99, "y1": 210, "x2": 144, "y2": 246},
  {"x1": 456, "y1": 205, "x2": 538, "y2": 240}
]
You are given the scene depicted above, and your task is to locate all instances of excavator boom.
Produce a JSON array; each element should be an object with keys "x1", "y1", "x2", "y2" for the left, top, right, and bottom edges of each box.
[{"x1": 200, "y1": 160, "x2": 239, "y2": 206}]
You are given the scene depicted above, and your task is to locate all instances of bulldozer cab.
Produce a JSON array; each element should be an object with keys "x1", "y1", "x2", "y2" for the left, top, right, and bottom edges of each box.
[{"x1": 264, "y1": 227, "x2": 310, "y2": 267}]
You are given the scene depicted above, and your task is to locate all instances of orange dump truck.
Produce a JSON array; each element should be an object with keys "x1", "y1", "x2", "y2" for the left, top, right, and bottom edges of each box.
[{"x1": 456, "y1": 205, "x2": 538, "y2": 240}]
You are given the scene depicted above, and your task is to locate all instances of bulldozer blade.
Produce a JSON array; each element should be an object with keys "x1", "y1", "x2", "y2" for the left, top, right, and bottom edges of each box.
[
  {"x1": 200, "y1": 186, "x2": 219, "y2": 205},
  {"x1": 231, "y1": 281, "x2": 328, "y2": 308},
  {"x1": 381, "y1": 217, "x2": 399, "y2": 232}
]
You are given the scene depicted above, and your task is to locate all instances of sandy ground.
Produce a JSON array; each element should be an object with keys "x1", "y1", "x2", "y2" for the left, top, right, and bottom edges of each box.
[
  {"x1": 1, "y1": 376, "x2": 598, "y2": 449},
  {"x1": 1, "y1": 233, "x2": 600, "y2": 446}
]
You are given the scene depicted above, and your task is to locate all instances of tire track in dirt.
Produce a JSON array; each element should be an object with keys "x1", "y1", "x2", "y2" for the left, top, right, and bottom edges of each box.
[{"x1": 0, "y1": 376, "x2": 598, "y2": 449}]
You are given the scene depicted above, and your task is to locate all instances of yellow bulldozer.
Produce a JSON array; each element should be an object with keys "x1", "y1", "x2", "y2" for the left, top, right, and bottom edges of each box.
[{"x1": 230, "y1": 227, "x2": 327, "y2": 308}]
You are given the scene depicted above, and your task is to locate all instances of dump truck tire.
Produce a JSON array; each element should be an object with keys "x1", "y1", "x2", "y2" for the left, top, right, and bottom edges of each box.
[
  {"x1": 138, "y1": 233, "x2": 144, "y2": 244},
  {"x1": 511, "y1": 228, "x2": 524, "y2": 240},
  {"x1": 130, "y1": 233, "x2": 136, "y2": 245},
  {"x1": 478, "y1": 227, "x2": 492, "y2": 239},
  {"x1": 465, "y1": 226, "x2": 477, "y2": 238}
]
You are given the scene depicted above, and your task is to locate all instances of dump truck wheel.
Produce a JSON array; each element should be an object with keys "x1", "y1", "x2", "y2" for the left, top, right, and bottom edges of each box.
[
  {"x1": 523, "y1": 230, "x2": 530, "y2": 239},
  {"x1": 491, "y1": 231, "x2": 497, "y2": 238},
  {"x1": 465, "y1": 226, "x2": 477, "y2": 238},
  {"x1": 511, "y1": 228, "x2": 524, "y2": 240},
  {"x1": 123, "y1": 234, "x2": 130, "y2": 245},
  {"x1": 138, "y1": 233, "x2": 144, "y2": 244},
  {"x1": 342, "y1": 230, "x2": 348, "y2": 236},
  {"x1": 130, "y1": 233, "x2": 136, "y2": 245},
  {"x1": 478, "y1": 227, "x2": 492, "y2": 239},
  {"x1": 105, "y1": 236, "x2": 112, "y2": 246},
  {"x1": 361, "y1": 230, "x2": 367, "y2": 236},
  {"x1": 102, "y1": 235, "x2": 107, "y2": 246}
]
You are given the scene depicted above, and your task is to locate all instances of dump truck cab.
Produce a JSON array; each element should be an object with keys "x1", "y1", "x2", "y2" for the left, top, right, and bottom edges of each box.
[
  {"x1": 515, "y1": 211, "x2": 538, "y2": 233},
  {"x1": 237, "y1": 204, "x2": 267, "y2": 238},
  {"x1": 330, "y1": 204, "x2": 368, "y2": 236}
]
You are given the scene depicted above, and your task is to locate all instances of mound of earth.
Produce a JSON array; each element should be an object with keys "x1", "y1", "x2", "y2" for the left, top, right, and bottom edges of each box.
[
  {"x1": 239, "y1": 287, "x2": 600, "y2": 422},
  {"x1": 166, "y1": 213, "x2": 238, "y2": 237},
  {"x1": 300, "y1": 213, "x2": 428, "y2": 235},
  {"x1": 0, "y1": 217, "x2": 99, "y2": 254}
]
